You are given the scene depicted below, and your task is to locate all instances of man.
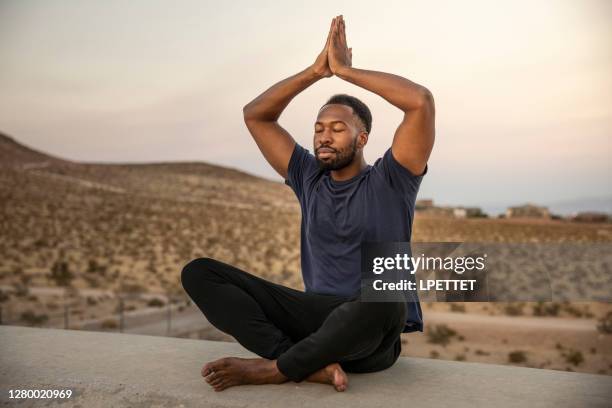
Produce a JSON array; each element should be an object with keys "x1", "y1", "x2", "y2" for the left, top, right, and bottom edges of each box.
[{"x1": 181, "y1": 14, "x2": 435, "y2": 392}]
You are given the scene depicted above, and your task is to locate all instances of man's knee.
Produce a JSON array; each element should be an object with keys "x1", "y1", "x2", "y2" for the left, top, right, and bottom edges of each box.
[
  {"x1": 340, "y1": 337, "x2": 402, "y2": 374},
  {"x1": 180, "y1": 257, "x2": 216, "y2": 289}
]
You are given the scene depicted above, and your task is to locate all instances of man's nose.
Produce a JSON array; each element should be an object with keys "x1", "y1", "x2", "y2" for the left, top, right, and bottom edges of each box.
[{"x1": 316, "y1": 130, "x2": 333, "y2": 145}]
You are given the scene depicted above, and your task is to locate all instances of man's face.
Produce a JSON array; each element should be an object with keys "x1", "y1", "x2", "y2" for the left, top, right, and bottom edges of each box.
[{"x1": 313, "y1": 104, "x2": 364, "y2": 171}]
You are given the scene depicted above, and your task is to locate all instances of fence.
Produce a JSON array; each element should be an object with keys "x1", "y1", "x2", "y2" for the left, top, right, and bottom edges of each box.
[{"x1": 0, "y1": 289, "x2": 203, "y2": 337}]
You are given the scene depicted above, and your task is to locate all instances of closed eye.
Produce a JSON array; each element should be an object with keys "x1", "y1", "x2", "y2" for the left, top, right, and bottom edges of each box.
[{"x1": 314, "y1": 127, "x2": 345, "y2": 132}]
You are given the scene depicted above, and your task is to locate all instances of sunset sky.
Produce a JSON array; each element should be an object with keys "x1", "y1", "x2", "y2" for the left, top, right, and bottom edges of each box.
[{"x1": 1, "y1": 0, "x2": 610, "y2": 213}]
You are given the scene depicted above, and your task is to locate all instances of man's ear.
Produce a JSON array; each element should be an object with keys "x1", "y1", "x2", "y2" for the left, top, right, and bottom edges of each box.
[{"x1": 357, "y1": 131, "x2": 368, "y2": 149}]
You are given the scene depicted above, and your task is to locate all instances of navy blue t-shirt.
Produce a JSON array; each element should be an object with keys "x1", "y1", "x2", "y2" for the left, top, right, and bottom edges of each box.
[{"x1": 284, "y1": 142, "x2": 428, "y2": 333}]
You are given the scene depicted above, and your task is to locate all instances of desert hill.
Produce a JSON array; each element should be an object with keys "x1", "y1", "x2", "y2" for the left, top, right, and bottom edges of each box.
[
  {"x1": 0, "y1": 132, "x2": 302, "y2": 297},
  {"x1": 0, "y1": 132, "x2": 71, "y2": 168}
]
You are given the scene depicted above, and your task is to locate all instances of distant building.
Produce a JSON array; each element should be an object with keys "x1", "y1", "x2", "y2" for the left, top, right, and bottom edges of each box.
[
  {"x1": 572, "y1": 212, "x2": 609, "y2": 223},
  {"x1": 416, "y1": 199, "x2": 434, "y2": 210},
  {"x1": 427, "y1": 206, "x2": 455, "y2": 218},
  {"x1": 506, "y1": 203, "x2": 550, "y2": 219},
  {"x1": 453, "y1": 208, "x2": 467, "y2": 218},
  {"x1": 416, "y1": 199, "x2": 487, "y2": 219},
  {"x1": 455, "y1": 207, "x2": 487, "y2": 218}
]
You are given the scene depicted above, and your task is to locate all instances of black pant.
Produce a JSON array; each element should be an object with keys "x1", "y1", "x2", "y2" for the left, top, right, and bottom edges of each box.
[{"x1": 180, "y1": 257, "x2": 406, "y2": 382}]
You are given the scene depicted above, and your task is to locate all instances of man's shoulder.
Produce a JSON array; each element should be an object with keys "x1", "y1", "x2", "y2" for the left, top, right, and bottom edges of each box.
[{"x1": 368, "y1": 147, "x2": 427, "y2": 199}]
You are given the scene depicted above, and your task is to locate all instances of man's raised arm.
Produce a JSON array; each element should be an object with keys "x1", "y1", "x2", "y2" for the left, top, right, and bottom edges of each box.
[
  {"x1": 328, "y1": 16, "x2": 435, "y2": 176},
  {"x1": 243, "y1": 17, "x2": 338, "y2": 179}
]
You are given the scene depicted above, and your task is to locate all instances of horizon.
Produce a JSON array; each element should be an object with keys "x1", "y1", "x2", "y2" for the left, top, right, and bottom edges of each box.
[
  {"x1": 0, "y1": 0, "x2": 610, "y2": 210},
  {"x1": 2, "y1": 130, "x2": 610, "y2": 216}
]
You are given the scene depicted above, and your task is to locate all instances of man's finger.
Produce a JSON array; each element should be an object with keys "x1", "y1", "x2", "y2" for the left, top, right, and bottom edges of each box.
[
  {"x1": 325, "y1": 18, "x2": 334, "y2": 45},
  {"x1": 325, "y1": 17, "x2": 335, "y2": 50},
  {"x1": 332, "y1": 17, "x2": 341, "y2": 44},
  {"x1": 325, "y1": 17, "x2": 338, "y2": 53}
]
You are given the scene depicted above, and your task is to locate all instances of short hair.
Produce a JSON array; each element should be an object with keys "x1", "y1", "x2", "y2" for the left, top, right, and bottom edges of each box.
[{"x1": 321, "y1": 94, "x2": 372, "y2": 134}]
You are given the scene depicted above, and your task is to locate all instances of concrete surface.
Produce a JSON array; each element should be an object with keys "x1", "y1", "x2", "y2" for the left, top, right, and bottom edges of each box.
[{"x1": 0, "y1": 326, "x2": 610, "y2": 408}]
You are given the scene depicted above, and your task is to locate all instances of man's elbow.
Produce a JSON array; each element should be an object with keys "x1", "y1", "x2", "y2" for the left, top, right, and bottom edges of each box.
[
  {"x1": 242, "y1": 103, "x2": 254, "y2": 121},
  {"x1": 416, "y1": 87, "x2": 435, "y2": 110}
]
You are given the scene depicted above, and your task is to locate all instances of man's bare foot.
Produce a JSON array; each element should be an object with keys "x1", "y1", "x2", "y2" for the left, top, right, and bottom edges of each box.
[
  {"x1": 305, "y1": 363, "x2": 348, "y2": 392},
  {"x1": 201, "y1": 357, "x2": 287, "y2": 392}
]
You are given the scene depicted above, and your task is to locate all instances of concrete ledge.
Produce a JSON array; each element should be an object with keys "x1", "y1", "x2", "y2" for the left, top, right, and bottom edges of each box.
[{"x1": 1, "y1": 326, "x2": 611, "y2": 408}]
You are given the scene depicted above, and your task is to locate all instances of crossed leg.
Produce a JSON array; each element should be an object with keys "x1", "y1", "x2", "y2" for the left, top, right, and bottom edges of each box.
[{"x1": 181, "y1": 257, "x2": 406, "y2": 391}]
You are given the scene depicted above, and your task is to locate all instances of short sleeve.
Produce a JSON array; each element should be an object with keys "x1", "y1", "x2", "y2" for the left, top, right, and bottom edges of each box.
[
  {"x1": 374, "y1": 147, "x2": 428, "y2": 200},
  {"x1": 284, "y1": 142, "x2": 320, "y2": 202}
]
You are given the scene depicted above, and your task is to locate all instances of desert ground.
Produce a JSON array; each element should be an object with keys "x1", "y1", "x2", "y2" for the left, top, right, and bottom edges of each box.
[{"x1": 0, "y1": 132, "x2": 610, "y2": 375}]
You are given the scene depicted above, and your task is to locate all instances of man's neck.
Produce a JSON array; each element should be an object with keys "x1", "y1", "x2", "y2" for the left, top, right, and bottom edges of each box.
[{"x1": 330, "y1": 157, "x2": 368, "y2": 182}]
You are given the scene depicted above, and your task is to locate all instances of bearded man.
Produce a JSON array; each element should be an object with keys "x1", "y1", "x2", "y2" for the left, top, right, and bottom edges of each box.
[{"x1": 181, "y1": 14, "x2": 435, "y2": 392}]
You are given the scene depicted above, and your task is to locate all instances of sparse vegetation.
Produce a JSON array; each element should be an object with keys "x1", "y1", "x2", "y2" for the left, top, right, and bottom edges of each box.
[
  {"x1": 13, "y1": 284, "x2": 29, "y2": 297},
  {"x1": 20, "y1": 310, "x2": 49, "y2": 326},
  {"x1": 561, "y1": 348, "x2": 584, "y2": 366},
  {"x1": 503, "y1": 303, "x2": 524, "y2": 316},
  {"x1": 122, "y1": 283, "x2": 148, "y2": 294},
  {"x1": 427, "y1": 324, "x2": 457, "y2": 347},
  {"x1": 508, "y1": 350, "x2": 527, "y2": 363},
  {"x1": 147, "y1": 298, "x2": 165, "y2": 307},
  {"x1": 449, "y1": 303, "x2": 466, "y2": 313},
  {"x1": 597, "y1": 311, "x2": 612, "y2": 334},
  {"x1": 561, "y1": 303, "x2": 584, "y2": 318},
  {"x1": 532, "y1": 302, "x2": 560, "y2": 317},
  {"x1": 50, "y1": 260, "x2": 73, "y2": 287},
  {"x1": 101, "y1": 318, "x2": 118, "y2": 329}
]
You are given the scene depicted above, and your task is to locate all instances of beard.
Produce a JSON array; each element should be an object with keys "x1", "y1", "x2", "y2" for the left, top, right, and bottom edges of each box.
[{"x1": 315, "y1": 138, "x2": 358, "y2": 171}]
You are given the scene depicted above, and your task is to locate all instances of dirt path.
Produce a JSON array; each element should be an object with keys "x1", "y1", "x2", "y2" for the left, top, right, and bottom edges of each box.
[{"x1": 424, "y1": 311, "x2": 597, "y2": 331}]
